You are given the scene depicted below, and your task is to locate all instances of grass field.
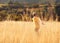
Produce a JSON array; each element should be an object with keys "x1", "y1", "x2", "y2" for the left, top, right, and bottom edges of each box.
[{"x1": 0, "y1": 21, "x2": 60, "y2": 43}]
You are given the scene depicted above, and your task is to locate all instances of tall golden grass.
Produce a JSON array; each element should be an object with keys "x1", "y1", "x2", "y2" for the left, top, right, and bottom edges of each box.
[{"x1": 0, "y1": 21, "x2": 60, "y2": 43}]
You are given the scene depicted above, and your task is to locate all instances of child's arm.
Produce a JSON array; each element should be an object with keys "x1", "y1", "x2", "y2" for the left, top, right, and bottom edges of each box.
[{"x1": 41, "y1": 21, "x2": 45, "y2": 25}]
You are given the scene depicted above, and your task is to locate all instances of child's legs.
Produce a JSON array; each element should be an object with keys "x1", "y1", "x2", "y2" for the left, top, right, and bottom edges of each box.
[{"x1": 35, "y1": 27, "x2": 40, "y2": 32}]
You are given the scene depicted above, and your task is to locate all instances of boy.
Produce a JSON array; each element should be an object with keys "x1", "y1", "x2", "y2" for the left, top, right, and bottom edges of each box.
[{"x1": 32, "y1": 14, "x2": 42, "y2": 32}]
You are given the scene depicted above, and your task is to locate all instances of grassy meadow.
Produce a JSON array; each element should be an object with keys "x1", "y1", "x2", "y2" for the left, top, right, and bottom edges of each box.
[{"x1": 0, "y1": 21, "x2": 60, "y2": 43}]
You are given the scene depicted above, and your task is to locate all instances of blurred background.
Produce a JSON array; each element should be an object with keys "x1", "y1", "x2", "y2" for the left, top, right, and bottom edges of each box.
[{"x1": 0, "y1": 0, "x2": 60, "y2": 21}]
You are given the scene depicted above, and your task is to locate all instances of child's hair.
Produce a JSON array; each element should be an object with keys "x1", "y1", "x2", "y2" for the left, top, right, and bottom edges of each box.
[
  {"x1": 34, "y1": 13, "x2": 39, "y2": 17},
  {"x1": 34, "y1": 14, "x2": 36, "y2": 16}
]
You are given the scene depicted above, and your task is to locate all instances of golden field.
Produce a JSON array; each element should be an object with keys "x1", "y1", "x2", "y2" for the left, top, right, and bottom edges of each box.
[{"x1": 0, "y1": 21, "x2": 60, "y2": 43}]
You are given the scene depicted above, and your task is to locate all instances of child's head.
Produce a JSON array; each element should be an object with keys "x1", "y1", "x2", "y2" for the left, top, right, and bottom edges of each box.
[
  {"x1": 32, "y1": 12, "x2": 39, "y2": 17},
  {"x1": 34, "y1": 14, "x2": 36, "y2": 16},
  {"x1": 34, "y1": 13, "x2": 38, "y2": 17}
]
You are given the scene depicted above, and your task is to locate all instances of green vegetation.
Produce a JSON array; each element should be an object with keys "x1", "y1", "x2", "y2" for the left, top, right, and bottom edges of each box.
[{"x1": 0, "y1": 1, "x2": 59, "y2": 21}]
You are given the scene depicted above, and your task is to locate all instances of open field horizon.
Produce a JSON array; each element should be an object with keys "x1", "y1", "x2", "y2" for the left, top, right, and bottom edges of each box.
[{"x1": 0, "y1": 21, "x2": 60, "y2": 43}]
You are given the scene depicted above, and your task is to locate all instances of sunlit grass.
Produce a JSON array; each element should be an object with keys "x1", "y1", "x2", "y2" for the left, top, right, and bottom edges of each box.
[{"x1": 0, "y1": 21, "x2": 60, "y2": 43}]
